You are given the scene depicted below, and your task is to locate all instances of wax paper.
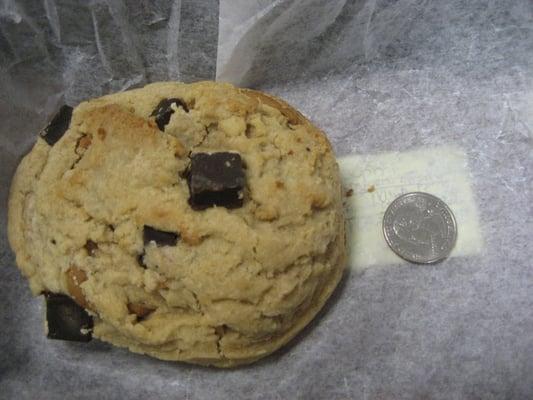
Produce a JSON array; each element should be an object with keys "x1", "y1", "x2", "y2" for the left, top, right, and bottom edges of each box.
[{"x1": 1, "y1": 0, "x2": 532, "y2": 399}]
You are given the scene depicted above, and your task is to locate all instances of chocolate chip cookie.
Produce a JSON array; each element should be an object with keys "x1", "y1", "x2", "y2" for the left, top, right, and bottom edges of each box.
[{"x1": 8, "y1": 81, "x2": 346, "y2": 367}]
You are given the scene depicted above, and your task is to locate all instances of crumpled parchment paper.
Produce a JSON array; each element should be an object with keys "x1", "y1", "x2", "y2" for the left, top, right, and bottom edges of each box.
[{"x1": 1, "y1": 0, "x2": 532, "y2": 399}]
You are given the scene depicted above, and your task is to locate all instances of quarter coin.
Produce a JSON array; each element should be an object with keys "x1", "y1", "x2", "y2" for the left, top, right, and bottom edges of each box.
[{"x1": 383, "y1": 192, "x2": 457, "y2": 263}]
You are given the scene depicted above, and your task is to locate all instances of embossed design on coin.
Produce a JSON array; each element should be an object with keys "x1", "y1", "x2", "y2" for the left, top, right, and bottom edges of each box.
[{"x1": 383, "y1": 192, "x2": 457, "y2": 263}]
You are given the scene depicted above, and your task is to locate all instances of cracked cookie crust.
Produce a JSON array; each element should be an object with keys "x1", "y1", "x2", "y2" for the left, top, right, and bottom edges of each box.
[{"x1": 8, "y1": 81, "x2": 346, "y2": 367}]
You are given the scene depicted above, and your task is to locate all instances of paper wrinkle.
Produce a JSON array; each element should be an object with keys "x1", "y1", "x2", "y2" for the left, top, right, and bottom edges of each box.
[
  {"x1": 0, "y1": 0, "x2": 214, "y2": 111},
  {"x1": 217, "y1": 0, "x2": 423, "y2": 86},
  {"x1": 1, "y1": 0, "x2": 23, "y2": 24},
  {"x1": 43, "y1": 0, "x2": 60, "y2": 42},
  {"x1": 166, "y1": 0, "x2": 182, "y2": 80}
]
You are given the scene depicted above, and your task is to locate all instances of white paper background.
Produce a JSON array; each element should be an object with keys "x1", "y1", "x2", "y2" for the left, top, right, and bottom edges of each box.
[{"x1": 339, "y1": 145, "x2": 483, "y2": 270}]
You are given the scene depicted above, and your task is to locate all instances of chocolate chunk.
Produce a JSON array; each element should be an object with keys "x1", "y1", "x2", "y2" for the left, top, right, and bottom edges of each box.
[
  {"x1": 150, "y1": 98, "x2": 188, "y2": 131},
  {"x1": 187, "y1": 152, "x2": 245, "y2": 210},
  {"x1": 84, "y1": 240, "x2": 98, "y2": 256},
  {"x1": 143, "y1": 225, "x2": 179, "y2": 246},
  {"x1": 40, "y1": 105, "x2": 73, "y2": 146},
  {"x1": 137, "y1": 251, "x2": 147, "y2": 268},
  {"x1": 127, "y1": 303, "x2": 154, "y2": 321},
  {"x1": 45, "y1": 293, "x2": 93, "y2": 342}
]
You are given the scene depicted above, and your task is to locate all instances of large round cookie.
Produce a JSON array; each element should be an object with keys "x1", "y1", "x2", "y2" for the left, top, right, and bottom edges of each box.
[{"x1": 8, "y1": 81, "x2": 346, "y2": 367}]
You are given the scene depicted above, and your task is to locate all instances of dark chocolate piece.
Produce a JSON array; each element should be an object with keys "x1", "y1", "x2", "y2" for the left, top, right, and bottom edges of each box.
[
  {"x1": 187, "y1": 152, "x2": 245, "y2": 210},
  {"x1": 137, "y1": 251, "x2": 147, "y2": 268},
  {"x1": 84, "y1": 240, "x2": 98, "y2": 256},
  {"x1": 40, "y1": 105, "x2": 73, "y2": 146},
  {"x1": 150, "y1": 98, "x2": 188, "y2": 131},
  {"x1": 45, "y1": 293, "x2": 93, "y2": 342},
  {"x1": 127, "y1": 303, "x2": 154, "y2": 322},
  {"x1": 143, "y1": 225, "x2": 179, "y2": 246}
]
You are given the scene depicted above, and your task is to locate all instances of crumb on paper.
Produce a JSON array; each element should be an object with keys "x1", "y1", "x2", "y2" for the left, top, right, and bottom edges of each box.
[
  {"x1": 367, "y1": 185, "x2": 375, "y2": 193},
  {"x1": 345, "y1": 189, "x2": 354, "y2": 197},
  {"x1": 80, "y1": 327, "x2": 92, "y2": 335}
]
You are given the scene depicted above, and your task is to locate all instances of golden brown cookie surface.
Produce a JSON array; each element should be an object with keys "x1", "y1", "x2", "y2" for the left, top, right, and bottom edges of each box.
[{"x1": 8, "y1": 81, "x2": 346, "y2": 367}]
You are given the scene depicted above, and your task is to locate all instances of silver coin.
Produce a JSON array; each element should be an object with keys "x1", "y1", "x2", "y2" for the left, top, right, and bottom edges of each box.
[{"x1": 382, "y1": 192, "x2": 457, "y2": 264}]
